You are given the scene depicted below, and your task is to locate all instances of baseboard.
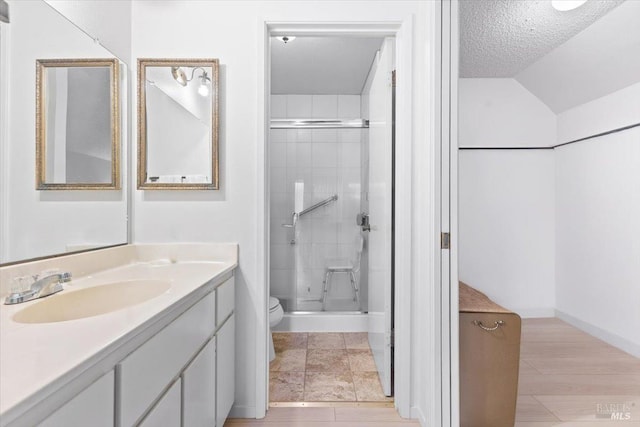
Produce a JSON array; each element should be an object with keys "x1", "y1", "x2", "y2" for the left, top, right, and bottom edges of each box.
[
  {"x1": 555, "y1": 309, "x2": 640, "y2": 358},
  {"x1": 229, "y1": 405, "x2": 257, "y2": 419},
  {"x1": 411, "y1": 406, "x2": 427, "y2": 427},
  {"x1": 512, "y1": 307, "x2": 556, "y2": 318}
]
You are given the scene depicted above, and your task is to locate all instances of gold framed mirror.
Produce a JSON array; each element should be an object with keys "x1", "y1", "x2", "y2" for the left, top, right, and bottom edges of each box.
[
  {"x1": 36, "y1": 58, "x2": 120, "y2": 190},
  {"x1": 137, "y1": 58, "x2": 219, "y2": 190}
]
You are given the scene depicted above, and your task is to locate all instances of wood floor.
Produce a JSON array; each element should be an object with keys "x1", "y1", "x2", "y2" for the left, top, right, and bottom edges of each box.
[
  {"x1": 226, "y1": 318, "x2": 640, "y2": 426},
  {"x1": 515, "y1": 318, "x2": 640, "y2": 426}
]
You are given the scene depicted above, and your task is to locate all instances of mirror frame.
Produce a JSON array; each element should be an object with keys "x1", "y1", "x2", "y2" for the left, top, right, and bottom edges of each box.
[
  {"x1": 35, "y1": 58, "x2": 121, "y2": 190},
  {"x1": 137, "y1": 58, "x2": 220, "y2": 190}
]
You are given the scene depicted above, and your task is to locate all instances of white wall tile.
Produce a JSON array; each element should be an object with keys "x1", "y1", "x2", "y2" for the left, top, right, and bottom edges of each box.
[
  {"x1": 271, "y1": 243, "x2": 293, "y2": 269},
  {"x1": 312, "y1": 168, "x2": 338, "y2": 194},
  {"x1": 287, "y1": 95, "x2": 312, "y2": 118},
  {"x1": 286, "y1": 169, "x2": 313, "y2": 198},
  {"x1": 312, "y1": 129, "x2": 338, "y2": 143},
  {"x1": 286, "y1": 143, "x2": 297, "y2": 169},
  {"x1": 270, "y1": 222, "x2": 288, "y2": 244},
  {"x1": 339, "y1": 143, "x2": 361, "y2": 168},
  {"x1": 270, "y1": 93, "x2": 364, "y2": 312},
  {"x1": 296, "y1": 129, "x2": 312, "y2": 143},
  {"x1": 271, "y1": 95, "x2": 287, "y2": 118},
  {"x1": 270, "y1": 129, "x2": 287, "y2": 143},
  {"x1": 312, "y1": 143, "x2": 338, "y2": 168},
  {"x1": 338, "y1": 95, "x2": 361, "y2": 118},
  {"x1": 339, "y1": 129, "x2": 362, "y2": 144},
  {"x1": 270, "y1": 269, "x2": 293, "y2": 296},
  {"x1": 338, "y1": 168, "x2": 361, "y2": 194},
  {"x1": 270, "y1": 192, "x2": 289, "y2": 221},
  {"x1": 312, "y1": 95, "x2": 338, "y2": 118},
  {"x1": 311, "y1": 217, "x2": 338, "y2": 244},
  {"x1": 295, "y1": 142, "x2": 312, "y2": 169},
  {"x1": 270, "y1": 143, "x2": 287, "y2": 167},
  {"x1": 270, "y1": 167, "x2": 287, "y2": 194}
]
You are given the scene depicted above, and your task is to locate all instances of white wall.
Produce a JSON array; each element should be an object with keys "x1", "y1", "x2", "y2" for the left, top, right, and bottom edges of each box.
[
  {"x1": 458, "y1": 78, "x2": 557, "y2": 316},
  {"x1": 1, "y1": 0, "x2": 127, "y2": 263},
  {"x1": 557, "y1": 82, "x2": 640, "y2": 144},
  {"x1": 44, "y1": 0, "x2": 132, "y2": 63},
  {"x1": 131, "y1": 0, "x2": 434, "y2": 421},
  {"x1": 459, "y1": 150, "x2": 556, "y2": 316},
  {"x1": 270, "y1": 94, "x2": 363, "y2": 312},
  {"x1": 555, "y1": 90, "x2": 640, "y2": 357},
  {"x1": 458, "y1": 78, "x2": 556, "y2": 148}
]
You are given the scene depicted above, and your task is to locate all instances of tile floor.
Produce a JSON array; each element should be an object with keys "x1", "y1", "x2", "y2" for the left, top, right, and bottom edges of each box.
[{"x1": 269, "y1": 332, "x2": 392, "y2": 403}]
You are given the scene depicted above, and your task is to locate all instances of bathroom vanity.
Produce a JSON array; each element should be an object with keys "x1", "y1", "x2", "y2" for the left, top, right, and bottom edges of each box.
[{"x1": 0, "y1": 243, "x2": 237, "y2": 427}]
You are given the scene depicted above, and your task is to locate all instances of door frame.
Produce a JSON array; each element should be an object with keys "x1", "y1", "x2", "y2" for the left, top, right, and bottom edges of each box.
[
  {"x1": 257, "y1": 20, "x2": 415, "y2": 419},
  {"x1": 438, "y1": 1, "x2": 460, "y2": 426}
]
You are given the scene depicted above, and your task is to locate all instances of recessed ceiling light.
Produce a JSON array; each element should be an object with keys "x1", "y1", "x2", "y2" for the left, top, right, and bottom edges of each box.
[
  {"x1": 552, "y1": 0, "x2": 588, "y2": 11},
  {"x1": 276, "y1": 36, "x2": 296, "y2": 44}
]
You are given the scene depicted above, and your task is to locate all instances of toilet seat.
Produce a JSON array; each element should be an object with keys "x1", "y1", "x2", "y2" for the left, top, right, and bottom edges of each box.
[{"x1": 269, "y1": 297, "x2": 280, "y2": 312}]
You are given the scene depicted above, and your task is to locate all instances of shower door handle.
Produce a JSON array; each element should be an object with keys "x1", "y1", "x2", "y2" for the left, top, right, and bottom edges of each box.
[{"x1": 357, "y1": 212, "x2": 370, "y2": 232}]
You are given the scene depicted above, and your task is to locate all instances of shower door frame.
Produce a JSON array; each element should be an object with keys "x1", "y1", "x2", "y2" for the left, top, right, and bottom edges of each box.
[{"x1": 259, "y1": 20, "x2": 416, "y2": 419}]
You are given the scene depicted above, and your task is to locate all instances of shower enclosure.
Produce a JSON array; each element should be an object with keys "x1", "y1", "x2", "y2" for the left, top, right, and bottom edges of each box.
[{"x1": 269, "y1": 95, "x2": 368, "y2": 313}]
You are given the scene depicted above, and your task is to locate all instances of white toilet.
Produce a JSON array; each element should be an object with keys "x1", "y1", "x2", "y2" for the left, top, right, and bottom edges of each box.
[{"x1": 268, "y1": 297, "x2": 284, "y2": 361}]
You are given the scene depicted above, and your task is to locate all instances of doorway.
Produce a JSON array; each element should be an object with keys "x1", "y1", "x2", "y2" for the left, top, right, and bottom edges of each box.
[{"x1": 267, "y1": 33, "x2": 394, "y2": 404}]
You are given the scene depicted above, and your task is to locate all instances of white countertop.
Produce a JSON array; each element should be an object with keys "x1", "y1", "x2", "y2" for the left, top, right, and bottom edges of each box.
[{"x1": 0, "y1": 243, "x2": 237, "y2": 426}]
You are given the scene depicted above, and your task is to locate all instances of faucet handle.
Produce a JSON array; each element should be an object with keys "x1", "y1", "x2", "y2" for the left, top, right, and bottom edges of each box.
[
  {"x1": 60, "y1": 272, "x2": 72, "y2": 282},
  {"x1": 10, "y1": 276, "x2": 33, "y2": 294}
]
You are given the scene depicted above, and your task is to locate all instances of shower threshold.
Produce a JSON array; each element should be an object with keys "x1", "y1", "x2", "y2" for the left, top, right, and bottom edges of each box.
[{"x1": 287, "y1": 310, "x2": 366, "y2": 315}]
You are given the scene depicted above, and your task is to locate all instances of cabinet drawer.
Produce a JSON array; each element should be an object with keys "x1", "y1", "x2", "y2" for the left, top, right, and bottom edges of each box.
[
  {"x1": 39, "y1": 371, "x2": 114, "y2": 427},
  {"x1": 216, "y1": 276, "x2": 234, "y2": 326},
  {"x1": 216, "y1": 314, "x2": 235, "y2": 427},
  {"x1": 183, "y1": 338, "x2": 216, "y2": 426},
  {"x1": 139, "y1": 378, "x2": 181, "y2": 427},
  {"x1": 117, "y1": 292, "x2": 215, "y2": 426}
]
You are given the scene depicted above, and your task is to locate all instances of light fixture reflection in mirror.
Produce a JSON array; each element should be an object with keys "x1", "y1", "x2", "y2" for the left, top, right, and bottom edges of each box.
[{"x1": 171, "y1": 66, "x2": 211, "y2": 97}]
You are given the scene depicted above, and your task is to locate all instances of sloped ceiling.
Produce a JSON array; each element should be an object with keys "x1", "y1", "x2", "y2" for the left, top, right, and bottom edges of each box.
[
  {"x1": 271, "y1": 37, "x2": 383, "y2": 95},
  {"x1": 516, "y1": 0, "x2": 640, "y2": 112},
  {"x1": 461, "y1": 0, "x2": 640, "y2": 113}
]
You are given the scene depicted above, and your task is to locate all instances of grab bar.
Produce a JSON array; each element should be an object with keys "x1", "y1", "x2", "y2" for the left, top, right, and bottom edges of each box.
[
  {"x1": 298, "y1": 194, "x2": 338, "y2": 218},
  {"x1": 281, "y1": 195, "x2": 339, "y2": 229}
]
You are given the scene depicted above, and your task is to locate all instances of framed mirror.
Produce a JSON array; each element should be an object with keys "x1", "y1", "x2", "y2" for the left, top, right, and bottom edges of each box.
[
  {"x1": 138, "y1": 58, "x2": 219, "y2": 190},
  {"x1": 36, "y1": 58, "x2": 120, "y2": 190}
]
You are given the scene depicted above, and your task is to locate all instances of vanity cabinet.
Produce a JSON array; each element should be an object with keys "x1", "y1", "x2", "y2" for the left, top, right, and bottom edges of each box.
[
  {"x1": 35, "y1": 275, "x2": 235, "y2": 427},
  {"x1": 38, "y1": 371, "x2": 114, "y2": 427},
  {"x1": 119, "y1": 275, "x2": 235, "y2": 427},
  {"x1": 139, "y1": 379, "x2": 182, "y2": 427},
  {"x1": 183, "y1": 338, "x2": 216, "y2": 426}
]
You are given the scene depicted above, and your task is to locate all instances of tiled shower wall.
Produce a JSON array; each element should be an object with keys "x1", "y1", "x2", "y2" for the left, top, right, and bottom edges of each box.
[{"x1": 270, "y1": 94, "x2": 365, "y2": 311}]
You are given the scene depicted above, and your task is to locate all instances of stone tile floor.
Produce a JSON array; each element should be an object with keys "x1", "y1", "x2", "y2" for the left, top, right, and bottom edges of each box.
[{"x1": 270, "y1": 332, "x2": 393, "y2": 402}]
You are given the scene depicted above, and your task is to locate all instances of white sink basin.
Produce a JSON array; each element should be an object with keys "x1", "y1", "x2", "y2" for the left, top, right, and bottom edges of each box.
[{"x1": 13, "y1": 280, "x2": 171, "y2": 324}]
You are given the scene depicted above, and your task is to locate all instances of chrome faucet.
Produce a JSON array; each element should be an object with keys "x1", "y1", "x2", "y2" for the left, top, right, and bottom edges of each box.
[{"x1": 4, "y1": 272, "x2": 72, "y2": 305}]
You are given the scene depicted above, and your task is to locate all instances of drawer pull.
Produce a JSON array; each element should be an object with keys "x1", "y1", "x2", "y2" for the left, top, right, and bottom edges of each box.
[{"x1": 473, "y1": 320, "x2": 504, "y2": 331}]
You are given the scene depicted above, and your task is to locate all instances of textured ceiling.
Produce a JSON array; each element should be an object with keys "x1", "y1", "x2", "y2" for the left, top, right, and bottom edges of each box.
[
  {"x1": 271, "y1": 37, "x2": 383, "y2": 95},
  {"x1": 516, "y1": 0, "x2": 640, "y2": 112},
  {"x1": 460, "y1": 0, "x2": 625, "y2": 77}
]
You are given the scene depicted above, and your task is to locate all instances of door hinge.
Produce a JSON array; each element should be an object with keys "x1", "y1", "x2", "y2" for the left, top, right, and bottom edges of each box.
[
  {"x1": 441, "y1": 232, "x2": 450, "y2": 249},
  {"x1": 391, "y1": 69, "x2": 396, "y2": 87}
]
